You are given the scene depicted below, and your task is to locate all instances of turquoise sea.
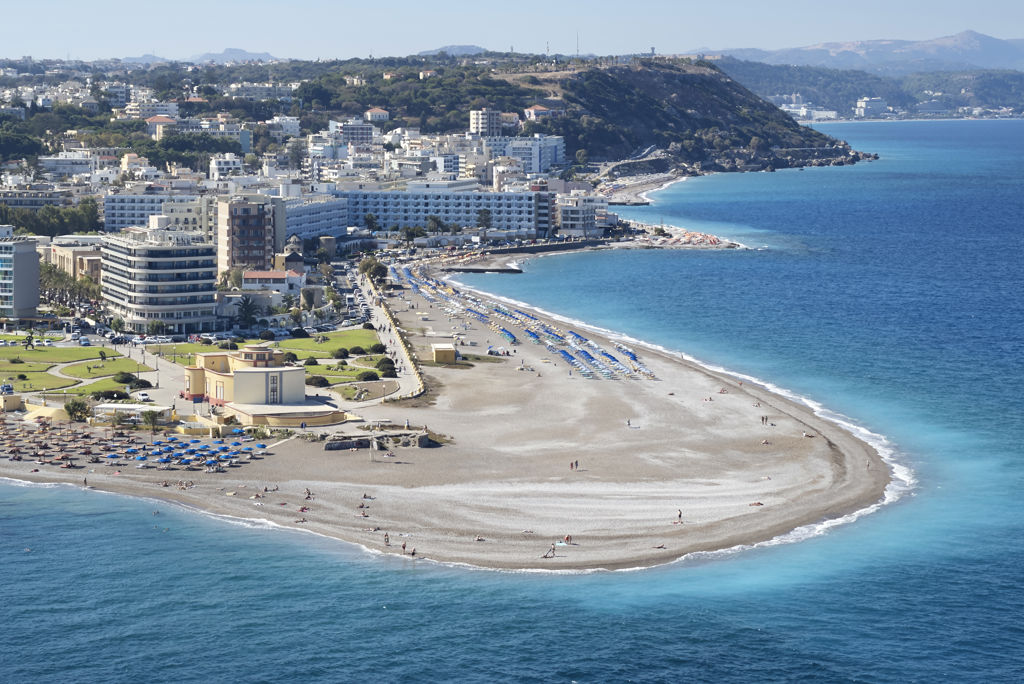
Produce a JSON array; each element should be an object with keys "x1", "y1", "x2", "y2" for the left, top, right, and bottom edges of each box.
[{"x1": 3, "y1": 120, "x2": 1023, "y2": 682}]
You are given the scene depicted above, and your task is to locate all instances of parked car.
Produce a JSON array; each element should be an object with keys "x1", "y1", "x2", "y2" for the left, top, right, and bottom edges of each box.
[
  {"x1": 135, "y1": 392, "x2": 151, "y2": 402},
  {"x1": 0, "y1": 383, "x2": 13, "y2": 395},
  {"x1": 70, "y1": 332, "x2": 81, "y2": 341},
  {"x1": 79, "y1": 337, "x2": 91, "y2": 346},
  {"x1": 42, "y1": 339, "x2": 54, "y2": 347}
]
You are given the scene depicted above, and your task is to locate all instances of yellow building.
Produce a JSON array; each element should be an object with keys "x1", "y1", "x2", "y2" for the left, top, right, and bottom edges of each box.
[{"x1": 183, "y1": 345, "x2": 305, "y2": 407}]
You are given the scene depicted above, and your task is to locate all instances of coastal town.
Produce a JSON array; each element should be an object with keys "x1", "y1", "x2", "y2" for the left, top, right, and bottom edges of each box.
[{"x1": 0, "y1": 50, "x2": 887, "y2": 570}]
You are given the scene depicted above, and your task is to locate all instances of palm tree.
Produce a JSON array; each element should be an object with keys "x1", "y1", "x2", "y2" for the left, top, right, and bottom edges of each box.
[
  {"x1": 140, "y1": 410, "x2": 161, "y2": 437},
  {"x1": 235, "y1": 295, "x2": 259, "y2": 330}
]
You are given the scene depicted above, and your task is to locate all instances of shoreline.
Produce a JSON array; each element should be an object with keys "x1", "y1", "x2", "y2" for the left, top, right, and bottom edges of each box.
[{"x1": 1, "y1": 260, "x2": 896, "y2": 571}]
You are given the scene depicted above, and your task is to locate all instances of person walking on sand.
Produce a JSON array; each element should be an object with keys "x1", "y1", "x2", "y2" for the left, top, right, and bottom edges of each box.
[
  {"x1": 677, "y1": 509, "x2": 682, "y2": 523},
  {"x1": 401, "y1": 541, "x2": 406, "y2": 554}
]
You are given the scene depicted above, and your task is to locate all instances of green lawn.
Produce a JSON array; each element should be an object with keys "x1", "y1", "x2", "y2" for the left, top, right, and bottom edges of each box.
[
  {"x1": 62, "y1": 358, "x2": 154, "y2": 379},
  {"x1": 7, "y1": 371, "x2": 78, "y2": 393},
  {"x1": 276, "y1": 330, "x2": 379, "y2": 353},
  {"x1": 0, "y1": 360, "x2": 54, "y2": 373},
  {"x1": 59, "y1": 377, "x2": 128, "y2": 396},
  {"x1": 350, "y1": 354, "x2": 386, "y2": 368},
  {"x1": 0, "y1": 346, "x2": 122, "y2": 363}
]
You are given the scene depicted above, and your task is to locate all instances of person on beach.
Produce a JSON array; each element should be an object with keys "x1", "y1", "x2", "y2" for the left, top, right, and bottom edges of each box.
[
  {"x1": 384, "y1": 532, "x2": 390, "y2": 546},
  {"x1": 678, "y1": 509, "x2": 682, "y2": 522},
  {"x1": 544, "y1": 543, "x2": 556, "y2": 558},
  {"x1": 401, "y1": 541, "x2": 406, "y2": 554}
]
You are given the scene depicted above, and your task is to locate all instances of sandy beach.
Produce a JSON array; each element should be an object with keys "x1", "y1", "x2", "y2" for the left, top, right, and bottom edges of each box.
[{"x1": 0, "y1": 265, "x2": 890, "y2": 572}]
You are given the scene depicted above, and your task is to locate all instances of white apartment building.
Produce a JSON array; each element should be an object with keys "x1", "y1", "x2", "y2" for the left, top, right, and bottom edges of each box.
[
  {"x1": 210, "y1": 153, "x2": 245, "y2": 180},
  {"x1": 104, "y1": 192, "x2": 199, "y2": 232},
  {"x1": 0, "y1": 226, "x2": 39, "y2": 319},
  {"x1": 37, "y1": 151, "x2": 97, "y2": 178},
  {"x1": 484, "y1": 135, "x2": 566, "y2": 173},
  {"x1": 855, "y1": 97, "x2": 889, "y2": 118},
  {"x1": 469, "y1": 109, "x2": 502, "y2": 137},
  {"x1": 327, "y1": 119, "x2": 377, "y2": 145},
  {"x1": 101, "y1": 227, "x2": 217, "y2": 334},
  {"x1": 269, "y1": 115, "x2": 301, "y2": 137},
  {"x1": 159, "y1": 196, "x2": 219, "y2": 241},
  {"x1": 556, "y1": 192, "x2": 611, "y2": 238},
  {"x1": 124, "y1": 101, "x2": 180, "y2": 119},
  {"x1": 284, "y1": 195, "x2": 349, "y2": 241},
  {"x1": 341, "y1": 183, "x2": 554, "y2": 235},
  {"x1": 364, "y1": 108, "x2": 389, "y2": 122}
]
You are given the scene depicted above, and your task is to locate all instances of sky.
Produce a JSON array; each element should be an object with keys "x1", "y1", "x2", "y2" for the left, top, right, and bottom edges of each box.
[{"x1": 5, "y1": 0, "x2": 1024, "y2": 61}]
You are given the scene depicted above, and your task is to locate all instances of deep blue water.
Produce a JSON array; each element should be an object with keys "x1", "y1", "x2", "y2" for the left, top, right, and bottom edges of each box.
[{"x1": 3, "y1": 120, "x2": 1024, "y2": 682}]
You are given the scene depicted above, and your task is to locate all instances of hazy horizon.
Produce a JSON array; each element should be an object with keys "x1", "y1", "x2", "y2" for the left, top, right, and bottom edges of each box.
[{"x1": 2, "y1": 0, "x2": 1022, "y2": 62}]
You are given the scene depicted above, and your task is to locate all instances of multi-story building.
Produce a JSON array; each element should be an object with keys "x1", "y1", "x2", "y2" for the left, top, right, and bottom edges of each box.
[
  {"x1": 216, "y1": 195, "x2": 284, "y2": 275},
  {"x1": 283, "y1": 194, "x2": 349, "y2": 241},
  {"x1": 484, "y1": 134, "x2": 566, "y2": 173},
  {"x1": 37, "y1": 151, "x2": 97, "y2": 178},
  {"x1": 209, "y1": 153, "x2": 244, "y2": 180},
  {"x1": 45, "y1": 235, "x2": 104, "y2": 281},
  {"x1": 0, "y1": 187, "x2": 72, "y2": 211},
  {"x1": 159, "y1": 196, "x2": 219, "y2": 241},
  {"x1": 123, "y1": 101, "x2": 179, "y2": 119},
  {"x1": 0, "y1": 225, "x2": 39, "y2": 319},
  {"x1": 100, "y1": 226, "x2": 217, "y2": 334},
  {"x1": 855, "y1": 97, "x2": 888, "y2": 118},
  {"x1": 469, "y1": 108, "x2": 503, "y2": 137},
  {"x1": 341, "y1": 182, "x2": 554, "y2": 236},
  {"x1": 327, "y1": 119, "x2": 376, "y2": 145},
  {"x1": 103, "y1": 191, "x2": 199, "y2": 232},
  {"x1": 556, "y1": 192, "x2": 611, "y2": 238},
  {"x1": 364, "y1": 107, "x2": 389, "y2": 122}
]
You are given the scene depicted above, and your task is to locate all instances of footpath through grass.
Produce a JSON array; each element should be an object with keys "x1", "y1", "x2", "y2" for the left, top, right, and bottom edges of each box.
[{"x1": 62, "y1": 358, "x2": 154, "y2": 379}]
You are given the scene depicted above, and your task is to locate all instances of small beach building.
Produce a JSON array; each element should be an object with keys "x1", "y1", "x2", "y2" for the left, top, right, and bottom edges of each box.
[{"x1": 431, "y1": 343, "x2": 457, "y2": 364}]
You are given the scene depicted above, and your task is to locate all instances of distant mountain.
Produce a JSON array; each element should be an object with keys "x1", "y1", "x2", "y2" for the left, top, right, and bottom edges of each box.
[
  {"x1": 121, "y1": 54, "x2": 170, "y2": 64},
  {"x1": 187, "y1": 48, "x2": 277, "y2": 64},
  {"x1": 708, "y1": 31, "x2": 1024, "y2": 75},
  {"x1": 416, "y1": 45, "x2": 487, "y2": 57}
]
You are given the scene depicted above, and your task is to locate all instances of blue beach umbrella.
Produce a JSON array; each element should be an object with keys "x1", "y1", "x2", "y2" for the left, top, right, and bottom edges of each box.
[
  {"x1": 166, "y1": 437, "x2": 177, "y2": 442},
  {"x1": 220, "y1": 454, "x2": 232, "y2": 461},
  {"x1": 256, "y1": 443, "x2": 267, "y2": 449},
  {"x1": 153, "y1": 440, "x2": 163, "y2": 445},
  {"x1": 242, "y1": 446, "x2": 253, "y2": 451},
  {"x1": 232, "y1": 428, "x2": 244, "y2": 434},
  {"x1": 125, "y1": 448, "x2": 137, "y2": 454},
  {"x1": 230, "y1": 441, "x2": 241, "y2": 446},
  {"x1": 156, "y1": 458, "x2": 171, "y2": 463},
  {"x1": 205, "y1": 459, "x2": 218, "y2": 465},
  {"x1": 106, "y1": 454, "x2": 118, "y2": 459},
  {"x1": 212, "y1": 440, "x2": 224, "y2": 444},
  {"x1": 189, "y1": 439, "x2": 201, "y2": 444},
  {"x1": 180, "y1": 458, "x2": 192, "y2": 464},
  {"x1": 218, "y1": 446, "x2": 228, "y2": 451},
  {"x1": 135, "y1": 455, "x2": 147, "y2": 461}
]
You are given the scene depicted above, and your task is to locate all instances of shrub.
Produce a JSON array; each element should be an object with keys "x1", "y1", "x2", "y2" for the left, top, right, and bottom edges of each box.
[
  {"x1": 91, "y1": 389, "x2": 129, "y2": 401},
  {"x1": 332, "y1": 347, "x2": 349, "y2": 359},
  {"x1": 349, "y1": 345, "x2": 366, "y2": 355},
  {"x1": 303, "y1": 357, "x2": 320, "y2": 366},
  {"x1": 305, "y1": 375, "x2": 330, "y2": 387},
  {"x1": 232, "y1": 336, "x2": 246, "y2": 344},
  {"x1": 16, "y1": 373, "x2": 27, "y2": 380},
  {"x1": 259, "y1": 330, "x2": 276, "y2": 340},
  {"x1": 217, "y1": 342, "x2": 238, "y2": 350},
  {"x1": 362, "y1": 322, "x2": 374, "y2": 330},
  {"x1": 334, "y1": 360, "x2": 348, "y2": 367},
  {"x1": 130, "y1": 379, "x2": 153, "y2": 390},
  {"x1": 9, "y1": 357, "x2": 24, "y2": 364},
  {"x1": 290, "y1": 328, "x2": 310, "y2": 338},
  {"x1": 113, "y1": 371, "x2": 136, "y2": 384},
  {"x1": 370, "y1": 343, "x2": 386, "y2": 354},
  {"x1": 199, "y1": 338, "x2": 213, "y2": 345},
  {"x1": 282, "y1": 352, "x2": 298, "y2": 363},
  {"x1": 375, "y1": 357, "x2": 395, "y2": 371},
  {"x1": 381, "y1": 368, "x2": 398, "y2": 378},
  {"x1": 356, "y1": 370, "x2": 379, "y2": 382}
]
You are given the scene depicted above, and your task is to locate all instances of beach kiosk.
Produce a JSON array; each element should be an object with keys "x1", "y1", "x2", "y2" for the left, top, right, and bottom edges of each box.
[{"x1": 431, "y1": 343, "x2": 457, "y2": 364}]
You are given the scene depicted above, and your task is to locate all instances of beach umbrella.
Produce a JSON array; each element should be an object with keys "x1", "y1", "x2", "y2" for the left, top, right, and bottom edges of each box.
[
  {"x1": 185, "y1": 448, "x2": 196, "y2": 454},
  {"x1": 156, "y1": 458, "x2": 171, "y2": 463},
  {"x1": 106, "y1": 454, "x2": 118, "y2": 459},
  {"x1": 218, "y1": 446, "x2": 228, "y2": 451},
  {"x1": 212, "y1": 440, "x2": 224, "y2": 444},
  {"x1": 205, "y1": 459, "x2": 218, "y2": 465},
  {"x1": 135, "y1": 455, "x2": 147, "y2": 461},
  {"x1": 229, "y1": 450, "x2": 240, "y2": 455},
  {"x1": 166, "y1": 437, "x2": 177, "y2": 442},
  {"x1": 180, "y1": 458, "x2": 192, "y2": 464},
  {"x1": 189, "y1": 439, "x2": 201, "y2": 444},
  {"x1": 230, "y1": 441, "x2": 242, "y2": 446},
  {"x1": 256, "y1": 444, "x2": 267, "y2": 449},
  {"x1": 242, "y1": 446, "x2": 253, "y2": 451},
  {"x1": 219, "y1": 454, "x2": 232, "y2": 461},
  {"x1": 153, "y1": 440, "x2": 163, "y2": 445},
  {"x1": 125, "y1": 448, "x2": 137, "y2": 454},
  {"x1": 232, "y1": 428, "x2": 244, "y2": 434}
]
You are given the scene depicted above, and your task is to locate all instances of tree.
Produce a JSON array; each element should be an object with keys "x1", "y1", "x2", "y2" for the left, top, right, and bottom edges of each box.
[
  {"x1": 425, "y1": 215, "x2": 445, "y2": 234},
  {"x1": 147, "y1": 320, "x2": 166, "y2": 335},
  {"x1": 287, "y1": 138, "x2": 305, "y2": 169},
  {"x1": 111, "y1": 318, "x2": 124, "y2": 334},
  {"x1": 575, "y1": 149, "x2": 589, "y2": 166},
  {"x1": 108, "y1": 411, "x2": 127, "y2": 430},
  {"x1": 364, "y1": 213, "x2": 379, "y2": 232},
  {"x1": 235, "y1": 295, "x2": 259, "y2": 329},
  {"x1": 64, "y1": 398, "x2": 90, "y2": 422},
  {"x1": 356, "y1": 370, "x2": 380, "y2": 382},
  {"x1": 140, "y1": 410, "x2": 161, "y2": 436},
  {"x1": 477, "y1": 208, "x2": 492, "y2": 229},
  {"x1": 300, "y1": 288, "x2": 316, "y2": 310},
  {"x1": 305, "y1": 375, "x2": 330, "y2": 387},
  {"x1": 290, "y1": 308, "x2": 304, "y2": 327}
]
